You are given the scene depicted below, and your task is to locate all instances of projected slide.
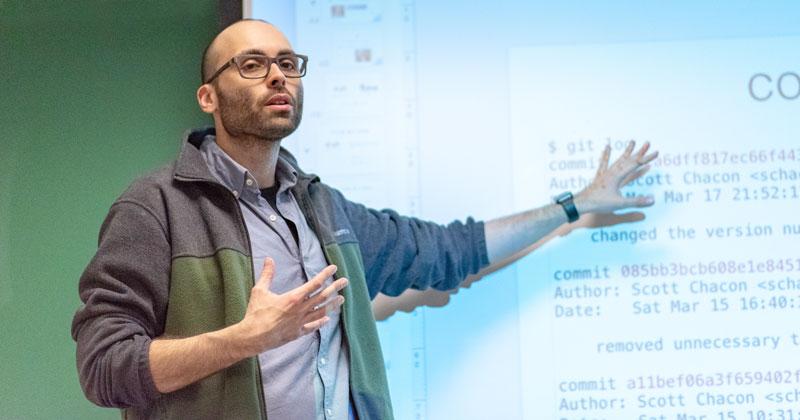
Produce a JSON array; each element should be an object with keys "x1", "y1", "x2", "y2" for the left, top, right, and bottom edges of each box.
[
  {"x1": 511, "y1": 37, "x2": 800, "y2": 419},
  {"x1": 249, "y1": 1, "x2": 800, "y2": 418}
]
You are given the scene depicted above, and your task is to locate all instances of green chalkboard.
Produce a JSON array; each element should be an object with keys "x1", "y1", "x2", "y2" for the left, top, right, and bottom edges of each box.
[{"x1": 0, "y1": 1, "x2": 217, "y2": 418}]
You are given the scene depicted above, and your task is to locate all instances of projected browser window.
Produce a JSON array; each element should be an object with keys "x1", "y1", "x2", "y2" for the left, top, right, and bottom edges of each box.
[{"x1": 250, "y1": 1, "x2": 800, "y2": 419}]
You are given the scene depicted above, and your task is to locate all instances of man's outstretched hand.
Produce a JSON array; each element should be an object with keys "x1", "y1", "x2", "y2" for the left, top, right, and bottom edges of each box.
[
  {"x1": 574, "y1": 141, "x2": 659, "y2": 215},
  {"x1": 235, "y1": 258, "x2": 348, "y2": 357}
]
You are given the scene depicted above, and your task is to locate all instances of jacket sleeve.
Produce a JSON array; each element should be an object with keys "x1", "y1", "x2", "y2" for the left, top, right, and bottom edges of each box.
[
  {"x1": 71, "y1": 200, "x2": 170, "y2": 408},
  {"x1": 337, "y1": 190, "x2": 490, "y2": 298}
]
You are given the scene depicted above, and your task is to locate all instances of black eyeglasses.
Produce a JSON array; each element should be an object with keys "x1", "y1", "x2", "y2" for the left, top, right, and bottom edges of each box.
[{"x1": 204, "y1": 53, "x2": 308, "y2": 84}]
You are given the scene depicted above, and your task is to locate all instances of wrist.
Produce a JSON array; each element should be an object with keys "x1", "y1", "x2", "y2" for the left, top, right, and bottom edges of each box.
[
  {"x1": 572, "y1": 190, "x2": 594, "y2": 215},
  {"x1": 208, "y1": 322, "x2": 254, "y2": 361}
]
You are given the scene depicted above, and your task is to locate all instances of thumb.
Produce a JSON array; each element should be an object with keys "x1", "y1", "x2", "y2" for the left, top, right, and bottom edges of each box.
[
  {"x1": 627, "y1": 194, "x2": 655, "y2": 208},
  {"x1": 256, "y1": 258, "x2": 275, "y2": 290}
]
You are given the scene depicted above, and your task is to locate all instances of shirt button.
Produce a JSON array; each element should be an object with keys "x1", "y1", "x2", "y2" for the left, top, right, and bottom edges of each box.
[
  {"x1": 319, "y1": 357, "x2": 327, "y2": 366},
  {"x1": 269, "y1": 214, "x2": 277, "y2": 222},
  {"x1": 246, "y1": 178, "x2": 254, "y2": 186},
  {"x1": 232, "y1": 190, "x2": 239, "y2": 198},
  {"x1": 325, "y1": 408, "x2": 333, "y2": 416}
]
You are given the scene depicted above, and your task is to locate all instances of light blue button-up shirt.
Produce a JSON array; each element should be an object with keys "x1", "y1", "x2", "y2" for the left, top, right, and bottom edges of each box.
[{"x1": 199, "y1": 136, "x2": 355, "y2": 420}]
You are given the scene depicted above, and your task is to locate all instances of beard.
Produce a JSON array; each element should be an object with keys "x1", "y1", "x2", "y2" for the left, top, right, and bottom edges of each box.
[{"x1": 216, "y1": 84, "x2": 304, "y2": 141}]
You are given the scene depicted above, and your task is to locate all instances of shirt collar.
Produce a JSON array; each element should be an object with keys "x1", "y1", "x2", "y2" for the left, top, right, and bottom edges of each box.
[{"x1": 198, "y1": 134, "x2": 299, "y2": 201}]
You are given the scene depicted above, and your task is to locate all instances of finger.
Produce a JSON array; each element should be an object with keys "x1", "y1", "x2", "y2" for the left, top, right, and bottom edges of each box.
[
  {"x1": 620, "y1": 164, "x2": 651, "y2": 186},
  {"x1": 292, "y1": 265, "x2": 338, "y2": 300},
  {"x1": 300, "y1": 316, "x2": 330, "y2": 335},
  {"x1": 583, "y1": 211, "x2": 645, "y2": 228},
  {"x1": 304, "y1": 277, "x2": 348, "y2": 310},
  {"x1": 304, "y1": 295, "x2": 345, "y2": 324},
  {"x1": 635, "y1": 141, "x2": 650, "y2": 165},
  {"x1": 617, "y1": 145, "x2": 653, "y2": 177},
  {"x1": 636, "y1": 141, "x2": 650, "y2": 158},
  {"x1": 639, "y1": 151, "x2": 659, "y2": 166},
  {"x1": 256, "y1": 258, "x2": 275, "y2": 290},
  {"x1": 625, "y1": 194, "x2": 655, "y2": 208},
  {"x1": 608, "y1": 141, "x2": 636, "y2": 173},
  {"x1": 595, "y1": 145, "x2": 611, "y2": 177},
  {"x1": 623, "y1": 140, "x2": 635, "y2": 157}
]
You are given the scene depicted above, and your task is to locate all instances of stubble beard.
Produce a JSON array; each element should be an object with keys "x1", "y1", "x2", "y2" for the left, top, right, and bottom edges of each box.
[{"x1": 217, "y1": 84, "x2": 304, "y2": 142}]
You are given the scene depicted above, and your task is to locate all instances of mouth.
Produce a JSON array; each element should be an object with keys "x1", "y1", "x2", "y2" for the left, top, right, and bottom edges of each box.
[{"x1": 265, "y1": 94, "x2": 293, "y2": 111}]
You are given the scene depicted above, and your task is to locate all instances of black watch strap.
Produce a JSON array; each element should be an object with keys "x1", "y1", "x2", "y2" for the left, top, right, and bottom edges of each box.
[{"x1": 555, "y1": 191, "x2": 579, "y2": 223}]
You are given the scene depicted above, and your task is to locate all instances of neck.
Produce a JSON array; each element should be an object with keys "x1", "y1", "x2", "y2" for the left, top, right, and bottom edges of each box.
[{"x1": 214, "y1": 127, "x2": 282, "y2": 188}]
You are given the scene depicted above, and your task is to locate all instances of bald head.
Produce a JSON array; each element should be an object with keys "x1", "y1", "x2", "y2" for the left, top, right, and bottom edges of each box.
[{"x1": 201, "y1": 19, "x2": 292, "y2": 84}]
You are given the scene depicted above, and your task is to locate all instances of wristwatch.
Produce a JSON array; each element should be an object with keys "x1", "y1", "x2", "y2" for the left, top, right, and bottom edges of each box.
[{"x1": 554, "y1": 191, "x2": 580, "y2": 223}]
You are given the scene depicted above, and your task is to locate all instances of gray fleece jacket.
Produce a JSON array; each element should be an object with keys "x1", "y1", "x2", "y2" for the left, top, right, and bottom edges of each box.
[{"x1": 71, "y1": 127, "x2": 489, "y2": 419}]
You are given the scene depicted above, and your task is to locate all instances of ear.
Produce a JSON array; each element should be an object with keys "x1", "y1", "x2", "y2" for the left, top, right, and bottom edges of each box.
[{"x1": 197, "y1": 84, "x2": 217, "y2": 114}]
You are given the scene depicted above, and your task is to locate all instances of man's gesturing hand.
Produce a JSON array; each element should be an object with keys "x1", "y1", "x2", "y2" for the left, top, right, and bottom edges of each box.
[
  {"x1": 235, "y1": 258, "x2": 348, "y2": 357},
  {"x1": 574, "y1": 140, "x2": 659, "y2": 215}
]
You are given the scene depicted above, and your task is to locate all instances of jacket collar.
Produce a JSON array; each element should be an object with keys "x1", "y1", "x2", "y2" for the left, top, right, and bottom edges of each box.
[{"x1": 173, "y1": 127, "x2": 319, "y2": 184}]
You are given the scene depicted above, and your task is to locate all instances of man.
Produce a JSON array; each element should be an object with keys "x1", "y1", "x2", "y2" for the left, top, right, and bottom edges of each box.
[{"x1": 71, "y1": 19, "x2": 657, "y2": 420}]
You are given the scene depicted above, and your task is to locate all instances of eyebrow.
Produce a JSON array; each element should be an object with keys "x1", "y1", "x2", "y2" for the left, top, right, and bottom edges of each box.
[{"x1": 237, "y1": 48, "x2": 296, "y2": 57}]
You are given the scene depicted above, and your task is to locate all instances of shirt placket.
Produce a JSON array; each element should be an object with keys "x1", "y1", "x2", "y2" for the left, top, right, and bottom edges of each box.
[{"x1": 275, "y1": 188, "x2": 339, "y2": 420}]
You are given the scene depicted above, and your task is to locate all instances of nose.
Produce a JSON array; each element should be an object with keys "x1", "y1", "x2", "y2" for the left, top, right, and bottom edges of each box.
[{"x1": 266, "y1": 62, "x2": 286, "y2": 88}]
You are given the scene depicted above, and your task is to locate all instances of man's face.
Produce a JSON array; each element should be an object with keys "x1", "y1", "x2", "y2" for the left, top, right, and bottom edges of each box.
[{"x1": 210, "y1": 22, "x2": 304, "y2": 141}]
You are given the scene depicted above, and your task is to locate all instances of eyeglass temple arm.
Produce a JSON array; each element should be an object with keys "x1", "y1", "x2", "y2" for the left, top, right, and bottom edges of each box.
[{"x1": 204, "y1": 59, "x2": 233, "y2": 85}]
